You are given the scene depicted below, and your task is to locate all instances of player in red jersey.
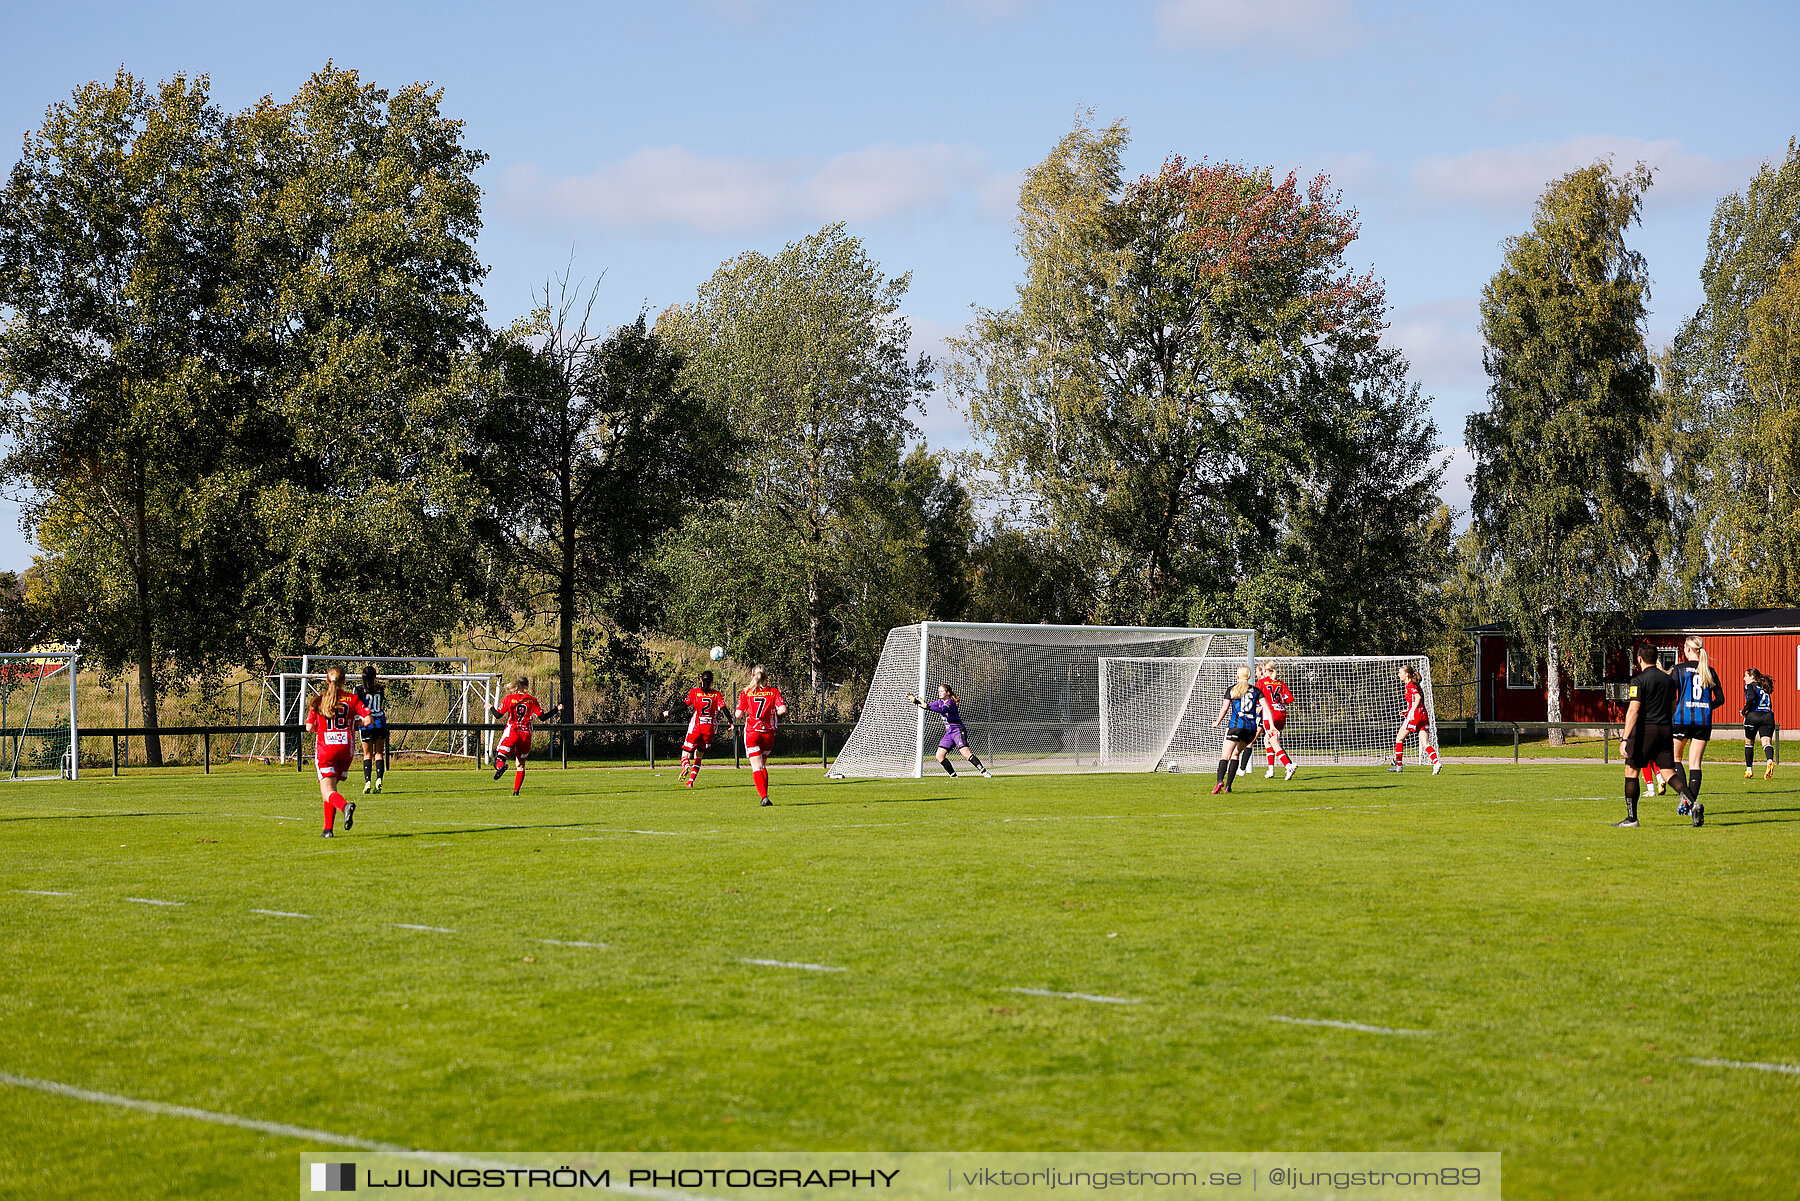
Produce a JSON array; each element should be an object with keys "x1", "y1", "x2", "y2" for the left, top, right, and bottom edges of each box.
[
  {"x1": 1256, "y1": 660, "x2": 1297, "y2": 780},
  {"x1": 734, "y1": 664, "x2": 787, "y2": 806},
  {"x1": 667, "y1": 670, "x2": 731, "y2": 788},
  {"x1": 1390, "y1": 663, "x2": 1441, "y2": 774},
  {"x1": 491, "y1": 676, "x2": 562, "y2": 796},
  {"x1": 306, "y1": 665, "x2": 372, "y2": 837}
]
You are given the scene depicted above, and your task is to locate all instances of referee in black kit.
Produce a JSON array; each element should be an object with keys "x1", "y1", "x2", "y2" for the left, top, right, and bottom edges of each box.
[{"x1": 1619, "y1": 641, "x2": 1702, "y2": 828}]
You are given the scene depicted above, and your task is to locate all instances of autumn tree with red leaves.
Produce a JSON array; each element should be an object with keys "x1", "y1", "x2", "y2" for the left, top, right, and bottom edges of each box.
[{"x1": 949, "y1": 117, "x2": 1445, "y2": 649}]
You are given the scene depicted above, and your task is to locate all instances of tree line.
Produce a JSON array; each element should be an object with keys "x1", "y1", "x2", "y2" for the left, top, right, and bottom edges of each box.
[{"x1": 3, "y1": 69, "x2": 1795, "y2": 759}]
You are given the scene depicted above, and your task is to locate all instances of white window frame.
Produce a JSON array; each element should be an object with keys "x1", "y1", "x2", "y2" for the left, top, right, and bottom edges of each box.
[{"x1": 1504, "y1": 641, "x2": 1539, "y2": 690}]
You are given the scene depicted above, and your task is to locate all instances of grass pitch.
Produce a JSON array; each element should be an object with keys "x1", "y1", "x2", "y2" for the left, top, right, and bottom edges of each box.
[{"x1": 1, "y1": 761, "x2": 1796, "y2": 1200}]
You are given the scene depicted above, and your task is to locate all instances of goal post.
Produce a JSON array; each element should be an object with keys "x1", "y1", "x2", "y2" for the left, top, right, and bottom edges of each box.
[
  {"x1": 0, "y1": 648, "x2": 80, "y2": 781},
  {"x1": 245, "y1": 655, "x2": 502, "y2": 765},
  {"x1": 829, "y1": 623, "x2": 1255, "y2": 778},
  {"x1": 1100, "y1": 654, "x2": 1438, "y2": 770}
]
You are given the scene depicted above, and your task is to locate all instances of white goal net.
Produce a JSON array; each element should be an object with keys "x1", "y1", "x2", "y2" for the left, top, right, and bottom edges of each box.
[
  {"x1": 1100, "y1": 654, "x2": 1438, "y2": 770},
  {"x1": 0, "y1": 649, "x2": 79, "y2": 781},
  {"x1": 239, "y1": 656, "x2": 502, "y2": 764},
  {"x1": 829, "y1": 623, "x2": 1254, "y2": 778}
]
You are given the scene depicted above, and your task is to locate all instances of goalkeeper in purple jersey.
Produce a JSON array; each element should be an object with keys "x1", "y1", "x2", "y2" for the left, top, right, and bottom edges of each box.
[{"x1": 906, "y1": 684, "x2": 994, "y2": 778}]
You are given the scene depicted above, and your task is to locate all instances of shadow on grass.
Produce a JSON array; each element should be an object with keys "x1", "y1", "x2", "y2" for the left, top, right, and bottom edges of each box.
[{"x1": 0, "y1": 811, "x2": 169, "y2": 823}]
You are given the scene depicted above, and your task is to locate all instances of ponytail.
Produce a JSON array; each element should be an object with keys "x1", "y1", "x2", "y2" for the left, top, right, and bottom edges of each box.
[
  {"x1": 1685, "y1": 636, "x2": 1715, "y2": 688},
  {"x1": 1229, "y1": 667, "x2": 1250, "y2": 700},
  {"x1": 311, "y1": 665, "x2": 346, "y2": 717},
  {"x1": 749, "y1": 664, "x2": 768, "y2": 691}
]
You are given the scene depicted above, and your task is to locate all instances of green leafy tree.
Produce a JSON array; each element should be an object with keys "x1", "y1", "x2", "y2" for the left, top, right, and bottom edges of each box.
[
  {"x1": 1235, "y1": 352, "x2": 1447, "y2": 653},
  {"x1": 948, "y1": 115, "x2": 1434, "y2": 645},
  {"x1": 0, "y1": 65, "x2": 499, "y2": 759},
  {"x1": 0, "y1": 71, "x2": 251, "y2": 763},
  {"x1": 232, "y1": 65, "x2": 493, "y2": 662},
  {"x1": 1660, "y1": 141, "x2": 1800, "y2": 601},
  {"x1": 477, "y1": 279, "x2": 735, "y2": 720},
  {"x1": 659, "y1": 224, "x2": 933, "y2": 704},
  {"x1": 1467, "y1": 160, "x2": 1660, "y2": 742}
]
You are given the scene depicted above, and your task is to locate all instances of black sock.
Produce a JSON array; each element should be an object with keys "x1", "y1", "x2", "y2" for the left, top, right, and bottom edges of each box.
[
  {"x1": 1689, "y1": 768, "x2": 1702, "y2": 799},
  {"x1": 940, "y1": 758, "x2": 956, "y2": 776},
  {"x1": 1238, "y1": 747, "x2": 1253, "y2": 771},
  {"x1": 1766, "y1": 744, "x2": 1775, "y2": 762},
  {"x1": 966, "y1": 753, "x2": 985, "y2": 772},
  {"x1": 1226, "y1": 758, "x2": 1240, "y2": 789},
  {"x1": 1671, "y1": 763, "x2": 1690, "y2": 795},
  {"x1": 363, "y1": 761, "x2": 372, "y2": 783},
  {"x1": 1217, "y1": 759, "x2": 1229, "y2": 784},
  {"x1": 1624, "y1": 776, "x2": 1640, "y2": 821},
  {"x1": 1746, "y1": 744, "x2": 1754, "y2": 766}
]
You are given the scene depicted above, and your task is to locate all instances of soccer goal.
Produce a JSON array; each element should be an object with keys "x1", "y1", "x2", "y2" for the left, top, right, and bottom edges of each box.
[
  {"x1": 240, "y1": 656, "x2": 502, "y2": 765},
  {"x1": 829, "y1": 623, "x2": 1255, "y2": 778},
  {"x1": 1099, "y1": 654, "x2": 1438, "y2": 770},
  {"x1": 0, "y1": 648, "x2": 80, "y2": 781}
]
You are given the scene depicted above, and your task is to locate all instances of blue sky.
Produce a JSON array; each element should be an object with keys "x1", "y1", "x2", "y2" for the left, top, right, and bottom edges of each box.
[{"x1": 3, "y1": 0, "x2": 1795, "y2": 572}]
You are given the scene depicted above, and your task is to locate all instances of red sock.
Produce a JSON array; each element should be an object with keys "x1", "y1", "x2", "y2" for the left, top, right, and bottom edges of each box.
[
  {"x1": 513, "y1": 768, "x2": 524, "y2": 793},
  {"x1": 1394, "y1": 740, "x2": 1405, "y2": 762},
  {"x1": 753, "y1": 767, "x2": 768, "y2": 799},
  {"x1": 322, "y1": 799, "x2": 334, "y2": 829},
  {"x1": 1265, "y1": 744, "x2": 1275, "y2": 766},
  {"x1": 323, "y1": 792, "x2": 345, "y2": 829},
  {"x1": 1426, "y1": 744, "x2": 1440, "y2": 765},
  {"x1": 1278, "y1": 749, "x2": 1292, "y2": 767}
]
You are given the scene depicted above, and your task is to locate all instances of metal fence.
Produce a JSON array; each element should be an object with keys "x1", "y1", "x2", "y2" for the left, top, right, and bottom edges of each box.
[
  {"x1": 76, "y1": 722, "x2": 862, "y2": 775},
  {"x1": 1449, "y1": 720, "x2": 1781, "y2": 765}
]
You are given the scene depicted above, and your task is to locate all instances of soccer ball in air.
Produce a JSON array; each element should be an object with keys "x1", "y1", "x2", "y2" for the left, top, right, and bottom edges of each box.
[{"x1": 710, "y1": 646, "x2": 725, "y2": 661}]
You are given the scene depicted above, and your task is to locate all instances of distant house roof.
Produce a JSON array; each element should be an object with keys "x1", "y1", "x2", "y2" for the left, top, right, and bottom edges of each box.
[{"x1": 1470, "y1": 608, "x2": 1800, "y2": 636}]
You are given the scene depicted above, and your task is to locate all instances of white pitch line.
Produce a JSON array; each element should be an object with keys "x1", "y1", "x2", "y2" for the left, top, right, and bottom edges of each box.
[
  {"x1": 391, "y1": 923, "x2": 455, "y2": 933},
  {"x1": 249, "y1": 909, "x2": 314, "y2": 919},
  {"x1": 123, "y1": 897, "x2": 185, "y2": 907},
  {"x1": 540, "y1": 939, "x2": 607, "y2": 948},
  {"x1": 1687, "y1": 1057, "x2": 1800, "y2": 1076},
  {"x1": 1010, "y1": 987, "x2": 1142, "y2": 1005},
  {"x1": 0, "y1": 1071, "x2": 726, "y2": 1200},
  {"x1": 1268, "y1": 1015, "x2": 1434, "y2": 1036},
  {"x1": 16, "y1": 889, "x2": 72, "y2": 896},
  {"x1": 0, "y1": 1070, "x2": 407, "y2": 1150},
  {"x1": 739, "y1": 958, "x2": 846, "y2": 973}
]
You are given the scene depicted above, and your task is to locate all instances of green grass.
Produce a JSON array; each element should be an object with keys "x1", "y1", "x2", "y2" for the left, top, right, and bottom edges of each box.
[{"x1": 2, "y1": 761, "x2": 1796, "y2": 1200}]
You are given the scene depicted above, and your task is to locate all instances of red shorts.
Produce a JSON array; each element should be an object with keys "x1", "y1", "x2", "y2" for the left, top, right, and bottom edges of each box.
[
  {"x1": 744, "y1": 727, "x2": 775, "y2": 757},
  {"x1": 1402, "y1": 713, "x2": 1429, "y2": 735},
  {"x1": 497, "y1": 730, "x2": 533, "y2": 761},
  {"x1": 316, "y1": 741, "x2": 354, "y2": 781},
  {"x1": 1264, "y1": 712, "x2": 1287, "y2": 732},
  {"x1": 685, "y1": 717, "x2": 716, "y2": 748}
]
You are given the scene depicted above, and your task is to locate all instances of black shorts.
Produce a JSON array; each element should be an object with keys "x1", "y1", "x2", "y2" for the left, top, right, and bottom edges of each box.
[
  {"x1": 1624, "y1": 723, "x2": 1675, "y2": 771},
  {"x1": 1744, "y1": 713, "x2": 1777, "y2": 739},
  {"x1": 1671, "y1": 723, "x2": 1712, "y2": 742},
  {"x1": 360, "y1": 723, "x2": 388, "y2": 745},
  {"x1": 1226, "y1": 724, "x2": 1257, "y2": 744}
]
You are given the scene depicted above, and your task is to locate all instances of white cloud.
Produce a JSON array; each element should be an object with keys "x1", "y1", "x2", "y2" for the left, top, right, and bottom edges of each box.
[
  {"x1": 1387, "y1": 297, "x2": 1484, "y2": 390},
  {"x1": 1411, "y1": 135, "x2": 1755, "y2": 218},
  {"x1": 499, "y1": 143, "x2": 1004, "y2": 237},
  {"x1": 1154, "y1": 0, "x2": 1362, "y2": 56}
]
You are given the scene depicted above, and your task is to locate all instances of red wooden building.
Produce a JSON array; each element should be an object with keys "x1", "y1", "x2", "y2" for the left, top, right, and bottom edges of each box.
[{"x1": 1471, "y1": 609, "x2": 1800, "y2": 730}]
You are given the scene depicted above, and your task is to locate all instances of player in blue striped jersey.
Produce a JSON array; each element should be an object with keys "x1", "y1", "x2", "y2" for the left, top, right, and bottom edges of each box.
[
  {"x1": 1742, "y1": 666, "x2": 1777, "y2": 779},
  {"x1": 1209, "y1": 667, "x2": 1272, "y2": 795},
  {"x1": 1670, "y1": 635, "x2": 1723, "y2": 816}
]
